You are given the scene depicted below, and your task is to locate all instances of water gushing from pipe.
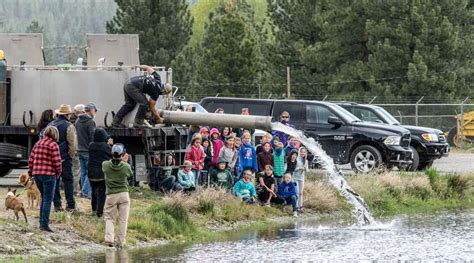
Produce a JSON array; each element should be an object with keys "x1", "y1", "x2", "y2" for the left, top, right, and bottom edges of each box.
[{"x1": 271, "y1": 122, "x2": 375, "y2": 225}]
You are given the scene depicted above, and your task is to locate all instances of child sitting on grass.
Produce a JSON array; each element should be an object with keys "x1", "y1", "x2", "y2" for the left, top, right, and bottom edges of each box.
[
  {"x1": 233, "y1": 169, "x2": 257, "y2": 204},
  {"x1": 177, "y1": 160, "x2": 196, "y2": 192},
  {"x1": 210, "y1": 157, "x2": 233, "y2": 190},
  {"x1": 256, "y1": 165, "x2": 283, "y2": 206},
  {"x1": 278, "y1": 172, "x2": 299, "y2": 217}
]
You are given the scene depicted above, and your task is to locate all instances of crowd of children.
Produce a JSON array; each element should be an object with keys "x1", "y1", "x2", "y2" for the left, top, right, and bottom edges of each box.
[{"x1": 158, "y1": 110, "x2": 309, "y2": 216}]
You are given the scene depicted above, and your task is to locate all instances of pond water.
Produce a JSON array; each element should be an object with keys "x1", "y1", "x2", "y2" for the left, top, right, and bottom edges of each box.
[{"x1": 57, "y1": 210, "x2": 473, "y2": 262}]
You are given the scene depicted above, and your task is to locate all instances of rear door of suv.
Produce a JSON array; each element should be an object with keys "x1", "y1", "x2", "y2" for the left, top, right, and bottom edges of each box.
[{"x1": 304, "y1": 102, "x2": 354, "y2": 161}]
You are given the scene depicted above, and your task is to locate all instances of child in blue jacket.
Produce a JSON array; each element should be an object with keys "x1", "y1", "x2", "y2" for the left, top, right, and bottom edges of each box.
[
  {"x1": 278, "y1": 172, "x2": 298, "y2": 217},
  {"x1": 239, "y1": 132, "x2": 258, "y2": 177}
]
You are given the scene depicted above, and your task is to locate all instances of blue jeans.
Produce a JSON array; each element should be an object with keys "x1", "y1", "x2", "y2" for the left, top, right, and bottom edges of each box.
[
  {"x1": 283, "y1": 195, "x2": 298, "y2": 212},
  {"x1": 35, "y1": 175, "x2": 57, "y2": 228},
  {"x1": 79, "y1": 152, "x2": 91, "y2": 198},
  {"x1": 54, "y1": 159, "x2": 76, "y2": 210}
]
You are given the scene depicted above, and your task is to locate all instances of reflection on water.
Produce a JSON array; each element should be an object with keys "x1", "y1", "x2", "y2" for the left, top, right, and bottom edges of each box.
[{"x1": 59, "y1": 211, "x2": 473, "y2": 262}]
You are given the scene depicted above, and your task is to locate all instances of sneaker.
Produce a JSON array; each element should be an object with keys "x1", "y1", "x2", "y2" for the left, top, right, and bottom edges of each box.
[
  {"x1": 293, "y1": 211, "x2": 298, "y2": 217},
  {"x1": 54, "y1": 207, "x2": 64, "y2": 212},
  {"x1": 40, "y1": 226, "x2": 54, "y2": 232}
]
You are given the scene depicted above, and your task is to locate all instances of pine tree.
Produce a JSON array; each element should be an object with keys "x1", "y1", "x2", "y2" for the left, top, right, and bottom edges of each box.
[
  {"x1": 266, "y1": 0, "x2": 327, "y2": 97},
  {"x1": 106, "y1": 0, "x2": 193, "y2": 66},
  {"x1": 196, "y1": 0, "x2": 263, "y2": 97}
]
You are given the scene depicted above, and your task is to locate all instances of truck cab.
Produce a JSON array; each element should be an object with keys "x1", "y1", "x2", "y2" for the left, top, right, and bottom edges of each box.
[
  {"x1": 338, "y1": 102, "x2": 449, "y2": 170},
  {"x1": 200, "y1": 97, "x2": 413, "y2": 173}
]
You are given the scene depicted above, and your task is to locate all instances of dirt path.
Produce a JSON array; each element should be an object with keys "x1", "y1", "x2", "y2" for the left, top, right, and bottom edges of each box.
[{"x1": 0, "y1": 187, "x2": 105, "y2": 259}]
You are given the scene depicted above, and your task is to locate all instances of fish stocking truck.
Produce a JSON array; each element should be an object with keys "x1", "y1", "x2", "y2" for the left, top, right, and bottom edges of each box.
[{"x1": 0, "y1": 33, "x2": 275, "y2": 188}]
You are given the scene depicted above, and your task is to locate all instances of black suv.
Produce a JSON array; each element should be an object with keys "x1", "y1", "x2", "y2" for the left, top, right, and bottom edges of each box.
[
  {"x1": 200, "y1": 97, "x2": 413, "y2": 173},
  {"x1": 338, "y1": 102, "x2": 449, "y2": 170}
]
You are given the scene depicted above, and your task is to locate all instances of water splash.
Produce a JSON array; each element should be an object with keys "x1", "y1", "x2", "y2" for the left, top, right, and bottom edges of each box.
[{"x1": 271, "y1": 122, "x2": 375, "y2": 225}]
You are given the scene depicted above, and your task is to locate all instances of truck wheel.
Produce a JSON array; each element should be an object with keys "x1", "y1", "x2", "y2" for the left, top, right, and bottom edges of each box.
[
  {"x1": 407, "y1": 146, "x2": 419, "y2": 172},
  {"x1": 417, "y1": 161, "x2": 433, "y2": 171},
  {"x1": 350, "y1": 145, "x2": 382, "y2": 173},
  {"x1": 0, "y1": 167, "x2": 11, "y2": 177}
]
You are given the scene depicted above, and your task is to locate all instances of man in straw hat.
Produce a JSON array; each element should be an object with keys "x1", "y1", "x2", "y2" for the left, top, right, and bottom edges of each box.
[
  {"x1": 111, "y1": 64, "x2": 173, "y2": 129},
  {"x1": 48, "y1": 104, "x2": 78, "y2": 212}
]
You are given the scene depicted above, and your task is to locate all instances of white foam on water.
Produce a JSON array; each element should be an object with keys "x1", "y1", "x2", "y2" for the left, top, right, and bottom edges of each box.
[{"x1": 272, "y1": 122, "x2": 375, "y2": 225}]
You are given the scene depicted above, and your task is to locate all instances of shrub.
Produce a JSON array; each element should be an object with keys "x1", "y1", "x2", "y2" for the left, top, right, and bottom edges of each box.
[
  {"x1": 303, "y1": 181, "x2": 339, "y2": 212},
  {"x1": 446, "y1": 174, "x2": 471, "y2": 198},
  {"x1": 426, "y1": 168, "x2": 444, "y2": 197}
]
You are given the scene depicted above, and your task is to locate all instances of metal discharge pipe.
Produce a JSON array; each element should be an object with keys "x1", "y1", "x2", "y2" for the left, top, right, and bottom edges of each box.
[{"x1": 160, "y1": 110, "x2": 273, "y2": 131}]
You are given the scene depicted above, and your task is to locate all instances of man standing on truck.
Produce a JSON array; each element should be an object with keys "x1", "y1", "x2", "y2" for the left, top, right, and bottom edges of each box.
[
  {"x1": 111, "y1": 65, "x2": 172, "y2": 128},
  {"x1": 49, "y1": 104, "x2": 78, "y2": 212},
  {"x1": 75, "y1": 102, "x2": 99, "y2": 199}
]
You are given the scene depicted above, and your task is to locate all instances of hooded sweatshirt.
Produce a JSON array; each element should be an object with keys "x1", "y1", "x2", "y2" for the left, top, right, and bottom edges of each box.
[
  {"x1": 177, "y1": 169, "x2": 195, "y2": 189},
  {"x1": 239, "y1": 142, "x2": 258, "y2": 174},
  {"x1": 211, "y1": 136, "x2": 224, "y2": 167},
  {"x1": 293, "y1": 148, "x2": 308, "y2": 181},
  {"x1": 233, "y1": 179, "x2": 256, "y2": 199},
  {"x1": 210, "y1": 163, "x2": 233, "y2": 189},
  {"x1": 278, "y1": 180, "x2": 297, "y2": 198},
  {"x1": 273, "y1": 148, "x2": 285, "y2": 178},
  {"x1": 75, "y1": 114, "x2": 96, "y2": 152},
  {"x1": 102, "y1": 159, "x2": 132, "y2": 195},
  {"x1": 88, "y1": 128, "x2": 112, "y2": 181}
]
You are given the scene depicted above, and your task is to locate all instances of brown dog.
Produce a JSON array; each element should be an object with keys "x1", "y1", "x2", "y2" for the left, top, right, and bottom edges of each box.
[
  {"x1": 5, "y1": 188, "x2": 28, "y2": 222},
  {"x1": 19, "y1": 173, "x2": 41, "y2": 208}
]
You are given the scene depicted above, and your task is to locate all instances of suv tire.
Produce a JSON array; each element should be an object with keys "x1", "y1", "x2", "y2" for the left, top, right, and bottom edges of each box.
[
  {"x1": 407, "y1": 146, "x2": 419, "y2": 171},
  {"x1": 350, "y1": 145, "x2": 382, "y2": 173}
]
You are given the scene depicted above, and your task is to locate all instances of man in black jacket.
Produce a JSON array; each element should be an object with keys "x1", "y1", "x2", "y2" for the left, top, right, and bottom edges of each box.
[
  {"x1": 75, "y1": 102, "x2": 98, "y2": 199},
  {"x1": 112, "y1": 65, "x2": 172, "y2": 128}
]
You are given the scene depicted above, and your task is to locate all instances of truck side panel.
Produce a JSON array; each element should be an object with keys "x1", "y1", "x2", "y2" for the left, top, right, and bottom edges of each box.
[{"x1": 8, "y1": 70, "x2": 170, "y2": 127}]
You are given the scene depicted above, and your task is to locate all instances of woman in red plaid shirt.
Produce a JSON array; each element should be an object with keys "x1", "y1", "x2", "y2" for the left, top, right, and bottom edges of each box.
[{"x1": 28, "y1": 126, "x2": 62, "y2": 232}]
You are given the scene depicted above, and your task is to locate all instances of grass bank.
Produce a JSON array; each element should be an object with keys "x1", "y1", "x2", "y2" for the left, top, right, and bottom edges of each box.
[
  {"x1": 54, "y1": 179, "x2": 350, "y2": 246},
  {"x1": 347, "y1": 169, "x2": 474, "y2": 217}
]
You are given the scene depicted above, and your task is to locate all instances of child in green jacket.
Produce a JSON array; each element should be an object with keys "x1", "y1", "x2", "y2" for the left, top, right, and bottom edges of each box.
[{"x1": 210, "y1": 157, "x2": 233, "y2": 189}]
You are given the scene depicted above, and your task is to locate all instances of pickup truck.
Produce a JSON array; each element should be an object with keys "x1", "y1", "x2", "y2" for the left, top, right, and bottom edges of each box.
[
  {"x1": 338, "y1": 102, "x2": 449, "y2": 170},
  {"x1": 200, "y1": 97, "x2": 413, "y2": 173}
]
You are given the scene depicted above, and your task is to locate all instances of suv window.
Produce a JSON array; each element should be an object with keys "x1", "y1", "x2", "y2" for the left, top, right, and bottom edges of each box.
[
  {"x1": 353, "y1": 108, "x2": 383, "y2": 123},
  {"x1": 306, "y1": 104, "x2": 335, "y2": 124},
  {"x1": 273, "y1": 102, "x2": 305, "y2": 122}
]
